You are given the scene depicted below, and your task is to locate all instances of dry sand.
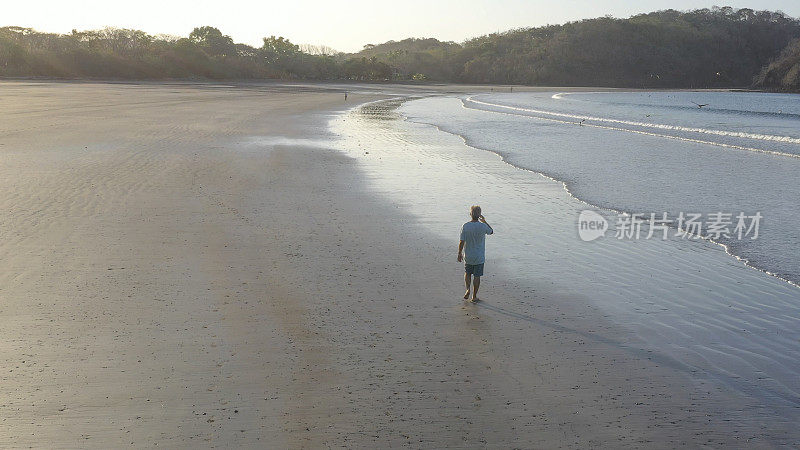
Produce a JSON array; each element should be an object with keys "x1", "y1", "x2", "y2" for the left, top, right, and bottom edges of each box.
[{"x1": 0, "y1": 81, "x2": 788, "y2": 448}]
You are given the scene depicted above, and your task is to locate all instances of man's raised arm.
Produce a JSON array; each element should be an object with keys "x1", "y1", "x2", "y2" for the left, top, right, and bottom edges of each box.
[{"x1": 479, "y1": 215, "x2": 493, "y2": 234}]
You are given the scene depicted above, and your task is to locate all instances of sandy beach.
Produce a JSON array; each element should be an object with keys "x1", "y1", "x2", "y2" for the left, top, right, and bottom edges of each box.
[{"x1": 0, "y1": 81, "x2": 795, "y2": 448}]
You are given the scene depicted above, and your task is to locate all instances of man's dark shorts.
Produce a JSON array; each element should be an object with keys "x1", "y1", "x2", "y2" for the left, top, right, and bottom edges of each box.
[{"x1": 465, "y1": 263, "x2": 484, "y2": 277}]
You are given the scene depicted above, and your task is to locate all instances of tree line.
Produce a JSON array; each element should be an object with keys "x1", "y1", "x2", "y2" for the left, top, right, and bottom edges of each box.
[
  {"x1": 0, "y1": 25, "x2": 392, "y2": 81},
  {"x1": 1, "y1": 6, "x2": 799, "y2": 90}
]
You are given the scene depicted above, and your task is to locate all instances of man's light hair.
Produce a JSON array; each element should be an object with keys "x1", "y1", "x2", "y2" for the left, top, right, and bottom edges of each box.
[{"x1": 470, "y1": 205, "x2": 482, "y2": 220}]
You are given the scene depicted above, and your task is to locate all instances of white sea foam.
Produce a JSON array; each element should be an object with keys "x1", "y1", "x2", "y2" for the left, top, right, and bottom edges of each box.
[
  {"x1": 467, "y1": 96, "x2": 800, "y2": 149},
  {"x1": 463, "y1": 97, "x2": 800, "y2": 159}
]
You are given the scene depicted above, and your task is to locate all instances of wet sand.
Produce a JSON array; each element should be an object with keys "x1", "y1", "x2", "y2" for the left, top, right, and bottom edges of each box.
[{"x1": 0, "y1": 81, "x2": 791, "y2": 447}]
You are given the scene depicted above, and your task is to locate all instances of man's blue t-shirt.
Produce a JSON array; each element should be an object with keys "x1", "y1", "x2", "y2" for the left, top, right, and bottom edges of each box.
[{"x1": 460, "y1": 221, "x2": 493, "y2": 265}]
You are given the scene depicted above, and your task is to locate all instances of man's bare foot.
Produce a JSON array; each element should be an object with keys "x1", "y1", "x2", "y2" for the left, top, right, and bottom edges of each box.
[
  {"x1": 470, "y1": 296, "x2": 480, "y2": 303},
  {"x1": 463, "y1": 290, "x2": 470, "y2": 299}
]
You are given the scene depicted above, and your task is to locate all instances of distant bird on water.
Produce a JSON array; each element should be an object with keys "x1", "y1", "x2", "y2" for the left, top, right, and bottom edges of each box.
[{"x1": 691, "y1": 102, "x2": 708, "y2": 109}]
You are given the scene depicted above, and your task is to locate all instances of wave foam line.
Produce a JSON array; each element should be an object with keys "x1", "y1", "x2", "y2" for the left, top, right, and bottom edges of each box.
[
  {"x1": 463, "y1": 98, "x2": 800, "y2": 160},
  {"x1": 467, "y1": 96, "x2": 800, "y2": 148}
]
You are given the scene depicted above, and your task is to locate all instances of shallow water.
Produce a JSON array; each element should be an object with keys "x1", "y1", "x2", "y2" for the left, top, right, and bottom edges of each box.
[
  {"x1": 331, "y1": 97, "x2": 800, "y2": 426},
  {"x1": 404, "y1": 92, "x2": 800, "y2": 286}
]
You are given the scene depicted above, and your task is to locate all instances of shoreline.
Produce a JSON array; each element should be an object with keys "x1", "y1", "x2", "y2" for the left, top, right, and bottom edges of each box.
[
  {"x1": 433, "y1": 96, "x2": 800, "y2": 290},
  {"x1": 333, "y1": 96, "x2": 800, "y2": 444},
  {"x1": 8, "y1": 75, "x2": 792, "y2": 93},
  {"x1": 400, "y1": 92, "x2": 800, "y2": 290}
]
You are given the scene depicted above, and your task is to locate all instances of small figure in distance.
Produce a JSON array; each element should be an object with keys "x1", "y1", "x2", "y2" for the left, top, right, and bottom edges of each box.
[{"x1": 457, "y1": 205, "x2": 494, "y2": 302}]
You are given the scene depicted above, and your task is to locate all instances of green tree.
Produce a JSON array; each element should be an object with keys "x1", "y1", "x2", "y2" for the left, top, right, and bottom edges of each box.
[
  {"x1": 260, "y1": 36, "x2": 300, "y2": 65},
  {"x1": 189, "y1": 26, "x2": 236, "y2": 57}
]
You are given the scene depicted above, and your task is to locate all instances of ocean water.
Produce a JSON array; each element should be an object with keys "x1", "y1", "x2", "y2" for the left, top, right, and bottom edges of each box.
[
  {"x1": 331, "y1": 93, "x2": 800, "y2": 429},
  {"x1": 401, "y1": 92, "x2": 800, "y2": 283},
  {"x1": 403, "y1": 91, "x2": 800, "y2": 286}
]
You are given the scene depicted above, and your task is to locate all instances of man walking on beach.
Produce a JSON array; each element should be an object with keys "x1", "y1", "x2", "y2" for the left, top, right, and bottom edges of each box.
[{"x1": 458, "y1": 205, "x2": 494, "y2": 302}]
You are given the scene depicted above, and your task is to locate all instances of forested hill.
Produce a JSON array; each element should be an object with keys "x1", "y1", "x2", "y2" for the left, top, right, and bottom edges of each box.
[
  {"x1": 1, "y1": 6, "x2": 799, "y2": 90},
  {"x1": 354, "y1": 7, "x2": 800, "y2": 89},
  {"x1": 753, "y1": 38, "x2": 800, "y2": 91}
]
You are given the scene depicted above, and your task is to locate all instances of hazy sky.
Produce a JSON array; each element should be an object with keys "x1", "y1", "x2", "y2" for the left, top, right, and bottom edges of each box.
[{"x1": 5, "y1": 1, "x2": 800, "y2": 52}]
